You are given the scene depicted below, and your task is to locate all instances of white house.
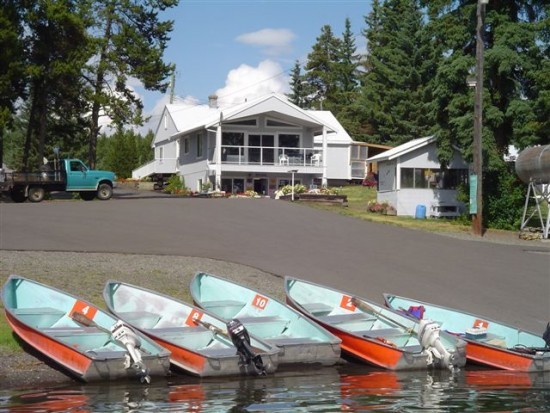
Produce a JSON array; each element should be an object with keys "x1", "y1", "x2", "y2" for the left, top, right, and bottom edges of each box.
[
  {"x1": 367, "y1": 136, "x2": 469, "y2": 217},
  {"x1": 133, "y1": 93, "x2": 365, "y2": 195}
]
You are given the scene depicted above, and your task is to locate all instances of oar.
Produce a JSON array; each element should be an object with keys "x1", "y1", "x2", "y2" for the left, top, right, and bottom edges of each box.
[
  {"x1": 70, "y1": 311, "x2": 112, "y2": 334},
  {"x1": 351, "y1": 297, "x2": 415, "y2": 334},
  {"x1": 193, "y1": 318, "x2": 230, "y2": 338}
]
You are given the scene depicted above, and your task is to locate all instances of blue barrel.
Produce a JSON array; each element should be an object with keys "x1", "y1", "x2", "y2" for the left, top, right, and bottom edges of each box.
[{"x1": 415, "y1": 204, "x2": 426, "y2": 219}]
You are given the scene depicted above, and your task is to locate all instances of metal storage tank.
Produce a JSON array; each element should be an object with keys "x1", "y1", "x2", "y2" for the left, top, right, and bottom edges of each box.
[{"x1": 515, "y1": 145, "x2": 550, "y2": 184}]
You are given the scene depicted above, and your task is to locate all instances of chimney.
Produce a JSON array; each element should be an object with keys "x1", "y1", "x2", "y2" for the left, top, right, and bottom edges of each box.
[{"x1": 208, "y1": 94, "x2": 218, "y2": 109}]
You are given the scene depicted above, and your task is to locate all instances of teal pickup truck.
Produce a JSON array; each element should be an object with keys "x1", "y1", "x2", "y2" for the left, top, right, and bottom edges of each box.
[{"x1": 0, "y1": 159, "x2": 117, "y2": 203}]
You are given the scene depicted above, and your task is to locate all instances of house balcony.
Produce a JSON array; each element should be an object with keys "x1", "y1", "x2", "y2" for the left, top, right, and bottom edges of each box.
[{"x1": 208, "y1": 145, "x2": 324, "y2": 174}]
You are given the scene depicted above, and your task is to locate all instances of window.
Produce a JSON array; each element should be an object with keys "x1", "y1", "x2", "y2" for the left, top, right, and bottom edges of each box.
[
  {"x1": 266, "y1": 118, "x2": 297, "y2": 128},
  {"x1": 184, "y1": 138, "x2": 189, "y2": 154},
  {"x1": 225, "y1": 118, "x2": 257, "y2": 126},
  {"x1": 401, "y1": 168, "x2": 468, "y2": 189},
  {"x1": 249, "y1": 134, "x2": 274, "y2": 163},
  {"x1": 198, "y1": 134, "x2": 204, "y2": 157},
  {"x1": 279, "y1": 134, "x2": 299, "y2": 148},
  {"x1": 222, "y1": 132, "x2": 244, "y2": 161},
  {"x1": 159, "y1": 147, "x2": 164, "y2": 160},
  {"x1": 351, "y1": 145, "x2": 369, "y2": 160}
]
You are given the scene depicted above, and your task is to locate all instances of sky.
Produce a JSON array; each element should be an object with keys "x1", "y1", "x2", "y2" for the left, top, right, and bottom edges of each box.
[{"x1": 135, "y1": 0, "x2": 372, "y2": 133}]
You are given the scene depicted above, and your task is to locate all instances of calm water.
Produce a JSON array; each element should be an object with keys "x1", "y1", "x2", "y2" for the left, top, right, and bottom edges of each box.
[{"x1": 1, "y1": 365, "x2": 549, "y2": 412}]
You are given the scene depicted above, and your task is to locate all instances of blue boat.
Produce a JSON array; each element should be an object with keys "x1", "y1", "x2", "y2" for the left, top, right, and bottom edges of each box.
[
  {"x1": 189, "y1": 272, "x2": 342, "y2": 366},
  {"x1": 2, "y1": 275, "x2": 170, "y2": 383},
  {"x1": 384, "y1": 293, "x2": 550, "y2": 372}
]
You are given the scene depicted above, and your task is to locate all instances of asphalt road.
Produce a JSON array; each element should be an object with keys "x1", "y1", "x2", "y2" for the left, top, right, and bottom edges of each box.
[{"x1": 1, "y1": 188, "x2": 549, "y2": 333}]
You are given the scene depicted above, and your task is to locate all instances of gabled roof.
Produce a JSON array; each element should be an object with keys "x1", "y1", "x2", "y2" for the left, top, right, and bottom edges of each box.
[
  {"x1": 312, "y1": 111, "x2": 352, "y2": 144},
  {"x1": 162, "y1": 93, "x2": 338, "y2": 140},
  {"x1": 367, "y1": 136, "x2": 436, "y2": 162}
]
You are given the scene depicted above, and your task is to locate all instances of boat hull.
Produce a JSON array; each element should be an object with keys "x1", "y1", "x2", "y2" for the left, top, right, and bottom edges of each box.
[{"x1": 384, "y1": 294, "x2": 550, "y2": 372}]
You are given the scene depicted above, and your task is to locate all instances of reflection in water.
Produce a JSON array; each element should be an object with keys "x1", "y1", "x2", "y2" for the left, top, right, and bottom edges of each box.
[{"x1": 1, "y1": 366, "x2": 549, "y2": 412}]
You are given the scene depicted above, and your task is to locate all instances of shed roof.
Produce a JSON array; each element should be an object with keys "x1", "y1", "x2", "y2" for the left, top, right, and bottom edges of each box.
[{"x1": 367, "y1": 136, "x2": 436, "y2": 162}]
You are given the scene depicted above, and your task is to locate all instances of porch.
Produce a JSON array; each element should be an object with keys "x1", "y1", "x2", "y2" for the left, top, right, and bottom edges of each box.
[{"x1": 210, "y1": 145, "x2": 324, "y2": 168}]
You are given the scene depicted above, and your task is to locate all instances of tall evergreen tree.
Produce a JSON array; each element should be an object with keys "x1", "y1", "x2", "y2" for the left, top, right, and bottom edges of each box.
[
  {"x1": 0, "y1": 0, "x2": 26, "y2": 168},
  {"x1": 423, "y1": 0, "x2": 549, "y2": 228},
  {"x1": 287, "y1": 60, "x2": 308, "y2": 108},
  {"x1": 304, "y1": 25, "x2": 342, "y2": 111},
  {"x1": 85, "y1": 0, "x2": 178, "y2": 168},
  {"x1": 22, "y1": 0, "x2": 90, "y2": 169},
  {"x1": 360, "y1": 0, "x2": 433, "y2": 145}
]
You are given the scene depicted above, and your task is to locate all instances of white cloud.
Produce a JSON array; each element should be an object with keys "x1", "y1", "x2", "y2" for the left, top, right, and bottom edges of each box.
[
  {"x1": 236, "y1": 28, "x2": 296, "y2": 56},
  {"x1": 215, "y1": 60, "x2": 290, "y2": 108}
]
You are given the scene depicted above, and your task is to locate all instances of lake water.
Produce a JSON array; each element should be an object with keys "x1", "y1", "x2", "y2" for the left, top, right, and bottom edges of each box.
[{"x1": 1, "y1": 364, "x2": 549, "y2": 412}]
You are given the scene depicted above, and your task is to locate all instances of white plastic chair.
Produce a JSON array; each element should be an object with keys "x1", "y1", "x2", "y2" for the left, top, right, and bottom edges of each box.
[
  {"x1": 279, "y1": 154, "x2": 289, "y2": 165},
  {"x1": 311, "y1": 153, "x2": 322, "y2": 166}
]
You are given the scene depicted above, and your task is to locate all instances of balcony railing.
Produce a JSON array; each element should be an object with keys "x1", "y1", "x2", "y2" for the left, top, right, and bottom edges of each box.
[{"x1": 210, "y1": 145, "x2": 323, "y2": 167}]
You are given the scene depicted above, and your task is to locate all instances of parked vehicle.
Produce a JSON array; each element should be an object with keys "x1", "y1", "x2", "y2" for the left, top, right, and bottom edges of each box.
[
  {"x1": 103, "y1": 280, "x2": 280, "y2": 377},
  {"x1": 0, "y1": 158, "x2": 116, "y2": 202},
  {"x1": 189, "y1": 272, "x2": 341, "y2": 366},
  {"x1": 1, "y1": 275, "x2": 170, "y2": 383},
  {"x1": 384, "y1": 293, "x2": 550, "y2": 372},
  {"x1": 285, "y1": 277, "x2": 466, "y2": 371}
]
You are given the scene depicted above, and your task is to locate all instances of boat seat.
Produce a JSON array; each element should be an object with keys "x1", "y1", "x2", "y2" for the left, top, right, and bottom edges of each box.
[
  {"x1": 301, "y1": 302, "x2": 332, "y2": 316},
  {"x1": 200, "y1": 300, "x2": 246, "y2": 319},
  {"x1": 199, "y1": 347, "x2": 238, "y2": 357},
  {"x1": 12, "y1": 307, "x2": 65, "y2": 328},
  {"x1": 147, "y1": 326, "x2": 214, "y2": 349},
  {"x1": 358, "y1": 328, "x2": 405, "y2": 338},
  {"x1": 268, "y1": 336, "x2": 321, "y2": 345},
  {"x1": 317, "y1": 313, "x2": 373, "y2": 325},
  {"x1": 237, "y1": 316, "x2": 289, "y2": 337},
  {"x1": 85, "y1": 350, "x2": 128, "y2": 359},
  {"x1": 115, "y1": 311, "x2": 161, "y2": 329}
]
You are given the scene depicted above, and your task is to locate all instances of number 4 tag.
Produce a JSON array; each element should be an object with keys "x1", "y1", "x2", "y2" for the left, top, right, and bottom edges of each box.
[
  {"x1": 340, "y1": 295, "x2": 356, "y2": 311},
  {"x1": 70, "y1": 300, "x2": 98, "y2": 319}
]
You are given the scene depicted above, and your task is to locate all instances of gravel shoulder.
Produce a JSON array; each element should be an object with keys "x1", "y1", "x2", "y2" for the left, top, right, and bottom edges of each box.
[{"x1": 0, "y1": 251, "x2": 283, "y2": 390}]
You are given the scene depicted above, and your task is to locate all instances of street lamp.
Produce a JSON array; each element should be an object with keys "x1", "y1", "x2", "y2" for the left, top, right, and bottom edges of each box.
[
  {"x1": 288, "y1": 169, "x2": 298, "y2": 201},
  {"x1": 471, "y1": 0, "x2": 488, "y2": 236}
]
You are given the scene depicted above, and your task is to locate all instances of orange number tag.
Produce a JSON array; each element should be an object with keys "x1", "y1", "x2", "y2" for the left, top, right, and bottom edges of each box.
[
  {"x1": 252, "y1": 294, "x2": 268, "y2": 310},
  {"x1": 473, "y1": 319, "x2": 489, "y2": 329},
  {"x1": 340, "y1": 295, "x2": 356, "y2": 311},
  {"x1": 186, "y1": 309, "x2": 203, "y2": 326},
  {"x1": 70, "y1": 300, "x2": 97, "y2": 320}
]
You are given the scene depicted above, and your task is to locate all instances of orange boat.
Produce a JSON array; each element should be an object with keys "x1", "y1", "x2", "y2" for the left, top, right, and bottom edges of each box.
[
  {"x1": 384, "y1": 294, "x2": 550, "y2": 372},
  {"x1": 284, "y1": 277, "x2": 466, "y2": 371},
  {"x1": 103, "y1": 280, "x2": 280, "y2": 377},
  {"x1": 1, "y1": 275, "x2": 170, "y2": 383}
]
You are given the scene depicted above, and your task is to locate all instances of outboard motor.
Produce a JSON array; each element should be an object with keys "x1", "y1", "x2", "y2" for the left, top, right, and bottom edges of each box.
[
  {"x1": 417, "y1": 319, "x2": 457, "y2": 371},
  {"x1": 111, "y1": 320, "x2": 151, "y2": 383},
  {"x1": 226, "y1": 319, "x2": 266, "y2": 375}
]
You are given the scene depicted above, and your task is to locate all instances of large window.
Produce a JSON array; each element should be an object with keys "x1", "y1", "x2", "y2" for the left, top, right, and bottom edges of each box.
[
  {"x1": 222, "y1": 132, "x2": 244, "y2": 162},
  {"x1": 279, "y1": 134, "x2": 299, "y2": 148},
  {"x1": 249, "y1": 134, "x2": 274, "y2": 163},
  {"x1": 401, "y1": 168, "x2": 468, "y2": 189}
]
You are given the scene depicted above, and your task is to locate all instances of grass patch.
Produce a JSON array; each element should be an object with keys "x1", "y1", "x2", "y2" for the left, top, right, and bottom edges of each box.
[
  {"x1": 0, "y1": 314, "x2": 20, "y2": 352},
  {"x1": 309, "y1": 185, "x2": 474, "y2": 235}
]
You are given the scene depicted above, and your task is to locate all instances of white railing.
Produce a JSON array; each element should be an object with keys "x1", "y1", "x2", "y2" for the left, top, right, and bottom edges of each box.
[{"x1": 210, "y1": 146, "x2": 323, "y2": 167}]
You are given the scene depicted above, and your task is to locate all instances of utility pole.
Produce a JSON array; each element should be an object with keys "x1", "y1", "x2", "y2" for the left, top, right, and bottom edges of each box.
[
  {"x1": 169, "y1": 64, "x2": 176, "y2": 104},
  {"x1": 472, "y1": 0, "x2": 488, "y2": 236}
]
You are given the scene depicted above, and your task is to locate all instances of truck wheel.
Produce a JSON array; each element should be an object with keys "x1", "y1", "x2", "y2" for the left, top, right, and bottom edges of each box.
[
  {"x1": 10, "y1": 188, "x2": 26, "y2": 203},
  {"x1": 97, "y1": 183, "x2": 113, "y2": 200},
  {"x1": 80, "y1": 191, "x2": 96, "y2": 201},
  {"x1": 28, "y1": 186, "x2": 46, "y2": 203}
]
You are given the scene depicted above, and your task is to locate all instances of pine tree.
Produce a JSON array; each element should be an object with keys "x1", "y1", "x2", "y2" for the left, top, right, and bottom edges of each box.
[
  {"x1": 304, "y1": 25, "x2": 342, "y2": 111},
  {"x1": 0, "y1": 0, "x2": 26, "y2": 168},
  {"x1": 360, "y1": 0, "x2": 433, "y2": 145},
  {"x1": 85, "y1": 0, "x2": 178, "y2": 168},
  {"x1": 287, "y1": 60, "x2": 308, "y2": 108}
]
